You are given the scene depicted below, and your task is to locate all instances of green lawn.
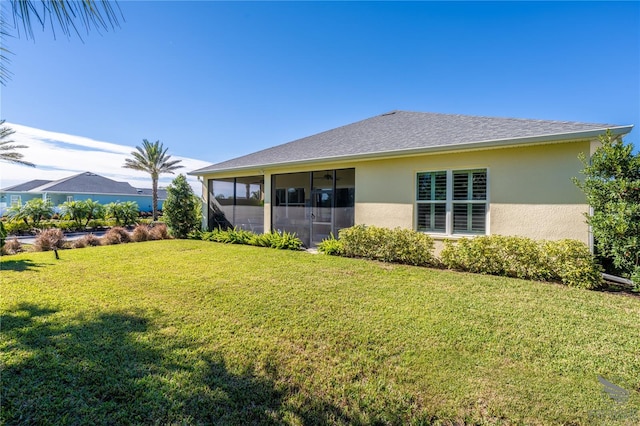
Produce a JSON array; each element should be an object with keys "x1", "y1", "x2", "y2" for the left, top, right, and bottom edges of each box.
[{"x1": 2, "y1": 240, "x2": 639, "y2": 425}]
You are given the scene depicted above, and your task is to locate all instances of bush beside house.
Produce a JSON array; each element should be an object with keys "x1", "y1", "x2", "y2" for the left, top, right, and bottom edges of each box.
[{"x1": 319, "y1": 225, "x2": 604, "y2": 290}]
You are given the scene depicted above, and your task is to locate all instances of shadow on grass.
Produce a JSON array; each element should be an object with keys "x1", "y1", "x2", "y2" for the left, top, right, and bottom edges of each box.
[
  {"x1": 0, "y1": 258, "x2": 42, "y2": 272},
  {"x1": 0, "y1": 303, "x2": 359, "y2": 425}
]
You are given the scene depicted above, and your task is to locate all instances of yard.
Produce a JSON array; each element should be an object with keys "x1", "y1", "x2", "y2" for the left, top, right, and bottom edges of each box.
[{"x1": 2, "y1": 240, "x2": 639, "y2": 425}]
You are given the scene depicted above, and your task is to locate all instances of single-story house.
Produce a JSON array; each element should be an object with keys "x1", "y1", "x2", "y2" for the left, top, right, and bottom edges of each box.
[
  {"x1": 189, "y1": 111, "x2": 633, "y2": 248},
  {"x1": 0, "y1": 171, "x2": 167, "y2": 214}
]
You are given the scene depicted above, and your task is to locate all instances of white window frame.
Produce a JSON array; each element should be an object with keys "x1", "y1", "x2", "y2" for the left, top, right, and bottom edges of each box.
[
  {"x1": 415, "y1": 168, "x2": 490, "y2": 236},
  {"x1": 67, "y1": 195, "x2": 74, "y2": 202},
  {"x1": 10, "y1": 195, "x2": 21, "y2": 206}
]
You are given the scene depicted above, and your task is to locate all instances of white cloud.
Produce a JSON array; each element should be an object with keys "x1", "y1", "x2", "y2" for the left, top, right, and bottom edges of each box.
[{"x1": 1, "y1": 123, "x2": 211, "y2": 193}]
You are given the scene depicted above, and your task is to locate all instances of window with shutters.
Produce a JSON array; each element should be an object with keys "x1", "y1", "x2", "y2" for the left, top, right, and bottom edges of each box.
[{"x1": 416, "y1": 169, "x2": 487, "y2": 235}]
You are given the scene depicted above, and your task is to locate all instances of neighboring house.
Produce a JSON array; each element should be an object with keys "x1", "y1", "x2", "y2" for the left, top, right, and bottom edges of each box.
[
  {"x1": 0, "y1": 171, "x2": 167, "y2": 214},
  {"x1": 190, "y1": 111, "x2": 634, "y2": 248}
]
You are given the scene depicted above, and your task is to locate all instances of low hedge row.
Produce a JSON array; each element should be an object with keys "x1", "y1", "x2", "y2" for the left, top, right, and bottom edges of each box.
[
  {"x1": 318, "y1": 226, "x2": 603, "y2": 289},
  {"x1": 322, "y1": 225, "x2": 438, "y2": 267},
  {"x1": 440, "y1": 236, "x2": 602, "y2": 289},
  {"x1": 196, "y1": 228, "x2": 303, "y2": 251}
]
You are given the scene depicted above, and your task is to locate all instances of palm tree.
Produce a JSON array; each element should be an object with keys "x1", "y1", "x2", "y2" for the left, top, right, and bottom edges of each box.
[
  {"x1": 0, "y1": 120, "x2": 35, "y2": 167},
  {"x1": 123, "y1": 139, "x2": 183, "y2": 221}
]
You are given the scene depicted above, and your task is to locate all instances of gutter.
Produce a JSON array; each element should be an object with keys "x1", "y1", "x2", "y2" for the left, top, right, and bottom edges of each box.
[
  {"x1": 189, "y1": 125, "x2": 634, "y2": 176},
  {"x1": 602, "y1": 273, "x2": 635, "y2": 288}
]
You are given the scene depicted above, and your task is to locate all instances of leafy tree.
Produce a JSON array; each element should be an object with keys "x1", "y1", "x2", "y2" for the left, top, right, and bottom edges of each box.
[
  {"x1": 105, "y1": 201, "x2": 139, "y2": 227},
  {"x1": 0, "y1": 120, "x2": 35, "y2": 167},
  {"x1": 575, "y1": 130, "x2": 640, "y2": 287},
  {"x1": 163, "y1": 174, "x2": 200, "y2": 238},
  {"x1": 6, "y1": 198, "x2": 54, "y2": 227},
  {"x1": 60, "y1": 199, "x2": 105, "y2": 227},
  {"x1": 83, "y1": 199, "x2": 106, "y2": 225},
  {"x1": 123, "y1": 139, "x2": 183, "y2": 221}
]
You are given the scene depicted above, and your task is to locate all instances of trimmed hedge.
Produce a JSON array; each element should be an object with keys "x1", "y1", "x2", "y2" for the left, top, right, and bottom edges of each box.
[
  {"x1": 440, "y1": 236, "x2": 602, "y2": 289},
  {"x1": 336, "y1": 225, "x2": 438, "y2": 267}
]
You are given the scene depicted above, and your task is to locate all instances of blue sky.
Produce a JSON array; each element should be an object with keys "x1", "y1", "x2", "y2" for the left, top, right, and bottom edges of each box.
[{"x1": 1, "y1": 0, "x2": 638, "y2": 185}]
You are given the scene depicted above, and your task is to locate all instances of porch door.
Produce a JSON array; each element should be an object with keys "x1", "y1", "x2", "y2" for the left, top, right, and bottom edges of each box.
[{"x1": 310, "y1": 171, "x2": 334, "y2": 246}]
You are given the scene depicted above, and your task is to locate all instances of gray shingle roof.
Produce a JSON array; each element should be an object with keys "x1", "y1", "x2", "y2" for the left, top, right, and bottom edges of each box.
[
  {"x1": 31, "y1": 172, "x2": 137, "y2": 194},
  {"x1": 191, "y1": 110, "x2": 632, "y2": 174},
  {"x1": 1, "y1": 172, "x2": 166, "y2": 199},
  {"x1": 1, "y1": 179, "x2": 52, "y2": 192}
]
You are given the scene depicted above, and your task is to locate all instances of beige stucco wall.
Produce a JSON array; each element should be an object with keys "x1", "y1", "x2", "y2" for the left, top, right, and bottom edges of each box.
[
  {"x1": 196, "y1": 139, "x2": 593, "y2": 244},
  {"x1": 353, "y1": 140, "x2": 592, "y2": 244}
]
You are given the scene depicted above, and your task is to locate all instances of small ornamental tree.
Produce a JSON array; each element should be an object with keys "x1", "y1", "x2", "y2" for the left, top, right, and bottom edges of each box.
[
  {"x1": 574, "y1": 130, "x2": 640, "y2": 287},
  {"x1": 105, "y1": 201, "x2": 139, "y2": 227},
  {"x1": 6, "y1": 198, "x2": 54, "y2": 227},
  {"x1": 60, "y1": 199, "x2": 105, "y2": 228},
  {"x1": 163, "y1": 174, "x2": 200, "y2": 238}
]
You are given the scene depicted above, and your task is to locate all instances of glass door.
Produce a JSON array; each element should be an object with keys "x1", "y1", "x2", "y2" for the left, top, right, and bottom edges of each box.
[{"x1": 311, "y1": 171, "x2": 334, "y2": 246}]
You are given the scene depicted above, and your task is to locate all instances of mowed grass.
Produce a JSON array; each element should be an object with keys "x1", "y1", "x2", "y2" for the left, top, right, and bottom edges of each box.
[{"x1": 2, "y1": 240, "x2": 639, "y2": 425}]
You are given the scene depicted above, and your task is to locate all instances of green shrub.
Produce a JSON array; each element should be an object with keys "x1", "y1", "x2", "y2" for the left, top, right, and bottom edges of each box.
[
  {"x1": 338, "y1": 225, "x2": 437, "y2": 266},
  {"x1": 440, "y1": 236, "x2": 550, "y2": 281},
  {"x1": 33, "y1": 228, "x2": 66, "y2": 252},
  {"x1": 441, "y1": 235, "x2": 602, "y2": 289},
  {"x1": 542, "y1": 239, "x2": 603, "y2": 289},
  {"x1": 53, "y1": 220, "x2": 81, "y2": 232},
  {"x1": 163, "y1": 174, "x2": 201, "y2": 238},
  {"x1": 203, "y1": 227, "x2": 253, "y2": 244},
  {"x1": 105, "y1": 201, "x2": 139, "y2": 227},
  {"x1": 317, "y1": 233, "x2": 344, "y2": 256},
  {"x1": 247, "y1": 232, "x2": 272, "y2": 247},
  {"x1": 3, "y1": 221, "x2": 31, "y2": 235},
  {"x1": 0, "y1": 221, "x2": 6, "y2": 248},
  {"x1": 264, "y1": 231, "x2": 302, "y2": 250},
  {"x1": 201, "y1": 228, "x2": 303, "y2": 251}
]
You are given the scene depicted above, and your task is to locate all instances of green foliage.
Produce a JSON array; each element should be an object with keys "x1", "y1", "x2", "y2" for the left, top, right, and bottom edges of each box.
[
  {"x1": 440, "y1": 235, "x2": 602, "y2": 289},
  {"x1": 163, "y1": 174, "x2": 200, "y2": 238},
  {"x1": 104, "y1": 201, "x2": 139, "y2": 227},
  {"x1": 338, "y1": 225, "x2": 437, "y2": 266},
  {"x1": 201, "y1": 227, "x2": 254, "y2": 245},
  {"x1": 263, "y1": 231, "x2": 303, "y2": 250},
  {"x1": 2, "y1": 220, "x2": 30, "y2": 235},
  {"x1": 6, "y1": 198, "x2": 54, "y2": 227},
  {"x1": 0, "y1": 221, "x2": 6, "y2": 248},
  {"x1": 542, "y1": 239, "x2": 603, "y2": 289},
  {"x1": 123, "y1": 139, "x2": 183, "y2": 221},
  {"x1": 200, "y1": 228, "x2": 303, "y2": 251},
  {"x1": 0, "y1": 120, "x2": 35, "y2": 167},
  {"x1": 575, "y1": 131, "x2": 640, "y2": 286},
  {"x1": 3, "y1": 241, "x2": 640, "y2": 424},
  {"x1": 61, "y1": 198, "x2": 107, "y2": 228},
  {"x1": 317, "y1": 233, "x2": 344, "y2": 256},
  {"x1": 51, "y1": 220, "x2": 81, "y2": 232}
]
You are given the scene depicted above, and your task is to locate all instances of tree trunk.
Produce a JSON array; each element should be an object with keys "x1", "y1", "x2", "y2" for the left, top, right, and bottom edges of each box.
[{"x1": 152, "y1": 175, "x2": 158, "y2": 221}]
